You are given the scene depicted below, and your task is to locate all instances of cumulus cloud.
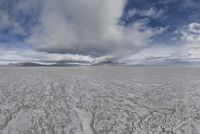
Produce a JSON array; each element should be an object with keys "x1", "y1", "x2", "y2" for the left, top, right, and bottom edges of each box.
[
  {"x1": 2, "y1": 0, "x2": 200, "y2": 65},
  {"x1": 25, "y1": 0, "x2": 163, "y2": 59},
  {"x1": 0, "y1": 0, "x2": 166, "y2": 65}
]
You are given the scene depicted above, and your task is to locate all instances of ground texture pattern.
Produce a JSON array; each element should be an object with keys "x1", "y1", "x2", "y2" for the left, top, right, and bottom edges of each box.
[{"x1": 0, "y1": 67, "x2": 200, "y2": 134}]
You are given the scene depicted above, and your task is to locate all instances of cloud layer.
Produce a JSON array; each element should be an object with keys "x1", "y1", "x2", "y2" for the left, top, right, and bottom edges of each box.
[{"x1": 0, "y1": 0, "x2": 200, "y2": 65}]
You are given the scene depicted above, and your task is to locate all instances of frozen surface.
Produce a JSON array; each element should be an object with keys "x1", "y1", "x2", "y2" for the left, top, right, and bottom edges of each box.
[{"x1": 0, "y1": 66, "x2": 200, "y2": 134}]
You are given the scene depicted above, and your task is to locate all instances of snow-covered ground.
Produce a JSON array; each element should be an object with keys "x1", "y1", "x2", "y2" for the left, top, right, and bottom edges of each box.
[{"x1": 0, "y1": 66, "x2": 200, "y2": 134}]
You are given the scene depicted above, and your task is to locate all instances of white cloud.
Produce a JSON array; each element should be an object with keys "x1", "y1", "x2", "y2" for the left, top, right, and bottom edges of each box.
[
  {"x1": 180, "y1": 23, "x2": 200, "y2": 42},
  {"x1": 0, "y1": 10, "x2": 24, "y2": 35},
  {"x1": 1, "y1": 0, "x2": 200, "y2": 66},
  {"x1": 25, "y1": 0, "x2": 163, "y2": 59},
  {"x1": 119, "y1": 45, "x2": 179, "y2": 65},
  {"x1": 0, "y1": 47, "x2": 113, "y2": 65},
  {"x1": 0, "y1": 0, "x2": 166, "y2": 65},
  {"x1": 127, "y1": 8, "x2": 164, "y2": 18},
  {"x1": 0, "y1": 0, "x2": 41, "y2": 35},
  {"x1": 176, "y1": 23, "x2": 200, "y2": 60}
]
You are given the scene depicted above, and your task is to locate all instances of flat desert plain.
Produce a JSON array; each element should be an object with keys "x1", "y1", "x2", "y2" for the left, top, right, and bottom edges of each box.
[{"x1": 0, "y1": 67, "x2": 200, "y2": 134}]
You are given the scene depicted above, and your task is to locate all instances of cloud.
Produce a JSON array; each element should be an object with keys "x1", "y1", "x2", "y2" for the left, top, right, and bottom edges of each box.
[
  {"x1": 0, "y1": 10, "x2": 23, "y2": 35},
  {"x1": 0, "y1": 46, "x2": 113, "y2": 65},
  {"x1": 180, "y1": 23, "x2": 200, "y2": 42},
  {"x1": 25, "y1": 0, "x2": 163, "y2": 59},
  {"x1": 123, "y1": 22, "x2": 200, "y2": 65},
  {"x1": 0, "y1": 0, "x2": 167, "y2": 65},
  {"x1": 175, "y1": 23, "x2": 200, "y2": 60},
  {"x1": 118, "y1": 45, "x2": 179, "y2": 64},
  {"x1": 127, "y1": 8, "x2": 164, "y2": 18},
  {"x1": 0, "y1": 0, "x2": 42, "y2": 36}
]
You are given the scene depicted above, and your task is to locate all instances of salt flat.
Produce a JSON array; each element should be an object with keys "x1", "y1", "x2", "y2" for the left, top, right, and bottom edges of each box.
[{"x1": 0, "y1": 66, "x2": 200, "y2": 134}]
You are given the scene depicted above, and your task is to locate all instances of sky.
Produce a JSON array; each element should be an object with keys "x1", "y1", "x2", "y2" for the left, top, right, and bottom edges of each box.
[{"x1": 0, "y1": 0, "x2": 200, "y2": 65}]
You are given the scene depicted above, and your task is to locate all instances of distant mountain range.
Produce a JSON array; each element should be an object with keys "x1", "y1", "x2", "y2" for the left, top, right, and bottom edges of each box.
[
  {"x1": 7, "y1": 62, "x2": 89, "y2": 67},
  {"x1": 5, "y1": 60, "x2": 121, "y2": 67},
  {"x1": 2, "y1": 59, "x2": 200, "y2": 67}
]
